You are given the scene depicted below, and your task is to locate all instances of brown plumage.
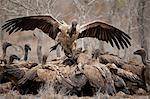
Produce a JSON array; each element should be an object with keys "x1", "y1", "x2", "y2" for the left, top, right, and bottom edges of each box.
[
  {"x1": 92, "y1": 49, "x2": 125, "y2": 67},
  {"x1": 2, "y1": 15, "x2": 131, "y2": 57},
  {"x1": 107, "y1": 63, "x2": 144, "y2": 85},
  {"x1": 17, "y1": 65, "x2": 43, "y2": 94},
  {"x1": 0, "y1": 54, "x2": 26, "y2": 84},
  {"x1": 2, "y1": 16, "x2": 60, "y2": 39},
  {"x1": 134, "y1": 48, "x2": 150, "y2": 93},
  {"x1": 2, "y1": 65, "x2": 27, "y2": 83},
  {"x1": 77, "y1": 53, "x2": 116, "y2": 95},
  {"x1": 92, "y1": 49, "x2": 144, "y2": 79},
  {"x1": 106, "y1": 63, "x2": 145, "y2": 95},
  {"x1": 121, "y1": 61, "x2": 144, "y2": 79},
  {"x1": 82, "y1": 63, "x2": 116, "y2": 95},
  {"x1": 111, "y1": 73, "x2": 129, "y2": 94}
]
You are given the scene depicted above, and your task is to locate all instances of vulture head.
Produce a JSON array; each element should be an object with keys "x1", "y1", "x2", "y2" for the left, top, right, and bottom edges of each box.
[
  {"x1": 25, "y1": 44, "x2": 31, "y2": 51},
  {"x1": 133, "y1": 48, "x2": 146, "y2": 56},
  {"x1": 134, "y1": 48, "x2": 149, "y2": 65},
  {"x1": 2, "y1": 42, "x2": 12, "y2": 50},
  {"x1": 71, "y1": 20, "x2": 78, "y2": 29},
  {"x1": 9, "y1": 54, "x2": 20, "y2": 64}
]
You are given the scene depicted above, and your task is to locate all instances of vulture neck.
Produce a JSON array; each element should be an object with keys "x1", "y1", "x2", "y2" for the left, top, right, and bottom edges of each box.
[
  {"x1": 140, "y1": 52, "x2": 148, "y2": 66},
  {"x1": 2, "y1": 48, "x2": 6, "y2": 59},
  {"x1": 69, "y1": 26, "x2": 76, "y2": 37},
  {"x1": 37, "y1": 45, "x2": 42, "y2": 63},
  {"x1": 8, "y1": 56, "x2": 15, "y2": 64},
  {"x1": 24, "y1": 48, "x2": 29, "y2": 61},
  {"x1": 42, "y1": 55, "x2": 47, "y2": 65},
  {"x1": 9, "y1": 58, "x2": 13, "y2": 64},
  {"x1": 2, "y1": 45, "x2": 9, "y2": 59}
]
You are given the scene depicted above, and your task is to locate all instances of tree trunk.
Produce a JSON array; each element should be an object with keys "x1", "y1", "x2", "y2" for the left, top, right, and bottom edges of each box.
[{"x1": 137, "y1": 0, "x2": 148, "y2": 59}]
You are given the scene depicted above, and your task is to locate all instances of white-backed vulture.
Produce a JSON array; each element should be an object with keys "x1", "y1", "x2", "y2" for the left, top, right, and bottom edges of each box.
[
  {"x1": 134, "y1": 48, "x2": 150, "y2": 94},
  {"x1": 2, "y1": 15, "x2": 131, "y2": 57},
  {"x1": 111, "y1": 74, "x2": 129, "y2": 94},
  {"x1": 0, "y1": 54, "x2": 26, "y2": 84},
  {"x1": 120, "y1": 61, "x2": 144, "y2": 79},
  {"x1": 106, "y1": 63, "x2": 145, "y2": 94},
  {"x1": 106, "y1": 63, "x2": 144, "y2": 85},
  {"x1": 92, "y1": 49, "x2": 125, "y2": 67},
  {"x1": 16, "y1": 64, "x2": 43, "y2": 94},
  {"x1": 0, "y1": 42, "x2": 12, "y2": 64},
  {"x1": 76, "y1": 52, "x2": 116, "y2": 95},
  {"x1": 82, "y1": 63, "x2": 116, "y2": 95}
]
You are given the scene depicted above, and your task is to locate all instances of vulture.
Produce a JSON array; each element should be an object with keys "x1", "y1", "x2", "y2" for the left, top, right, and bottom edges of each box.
[
  {"x1": 0, "y1": 42, "x2": 12, "y2": 64},
  {"x1": 1, "y1": 42, "x2": 12, "y2": 59},
  {"x1": 0, "y1": 54, "x2": 24, "y2": 84},
  {"x1": 134, "y1": 48, "x2": 150, "y2": 94},
  {"x1": 0, "y1": 42, "x2": 19, "y2": 64},
  {"x1": 2, "y1": 15, "x2": 131, "y2": 57},
  {"x1": 92, "y1": 49, "x2": 125, "y2": 67}
]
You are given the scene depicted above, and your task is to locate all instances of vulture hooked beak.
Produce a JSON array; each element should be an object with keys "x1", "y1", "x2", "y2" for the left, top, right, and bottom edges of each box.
[
  {"x1": 133, "y1": 51, "x2": 138, "y2": 55},
  {"x1": 133, "y1": 48, "x2": 145, "y2": 55}
]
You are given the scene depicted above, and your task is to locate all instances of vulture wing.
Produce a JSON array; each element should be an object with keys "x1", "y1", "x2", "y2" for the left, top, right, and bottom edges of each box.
[
  {"x1": 2, "y1": 15, "x2": 61, "y2": 40},
  {"x1": 78, "y1": 21, "x2": 131, "y2": 49}
]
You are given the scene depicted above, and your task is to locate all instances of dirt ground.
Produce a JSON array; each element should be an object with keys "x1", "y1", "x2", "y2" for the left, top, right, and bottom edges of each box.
[{"x1": 0, "y1": 94, "x2": 149, "y2": 99}]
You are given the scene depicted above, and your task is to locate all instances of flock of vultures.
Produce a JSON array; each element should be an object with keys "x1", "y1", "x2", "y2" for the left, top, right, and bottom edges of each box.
[{"x1": 0, "y1": 15, "x2": 150, "y2": 97}]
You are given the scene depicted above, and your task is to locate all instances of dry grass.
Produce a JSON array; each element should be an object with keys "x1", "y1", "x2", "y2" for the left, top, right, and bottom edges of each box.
[
  {"x1": 1, "y1": 82, "x2": 149, "y2": 99},
  {"x1": 0, "y1": 93, "x2": 149, "y2": 99}
]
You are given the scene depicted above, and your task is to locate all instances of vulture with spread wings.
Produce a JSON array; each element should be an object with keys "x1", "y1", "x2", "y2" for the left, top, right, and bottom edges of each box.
[{"x1": 2, "y1": 15, "x2": 131, "y2": 57}]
